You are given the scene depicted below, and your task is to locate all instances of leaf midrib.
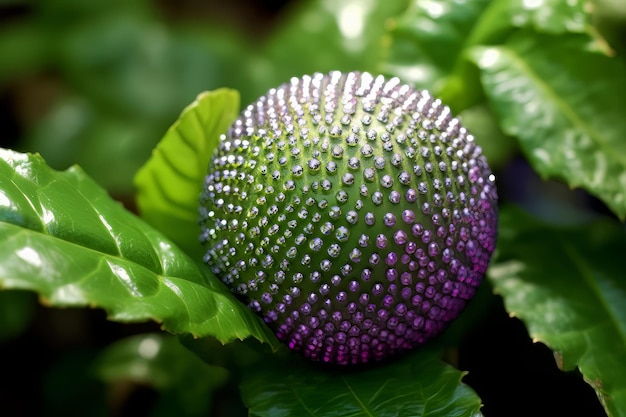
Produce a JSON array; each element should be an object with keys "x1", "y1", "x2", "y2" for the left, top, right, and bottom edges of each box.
[
  {"x1": 289, "y1": 383, "x2": 317, "y2": 417},
  {"x1": 501, "y1": 46, "x2": 626, "y2": 170},
  {"x1": 341, "y1": 376, "x2": 376, "y2": 417}
]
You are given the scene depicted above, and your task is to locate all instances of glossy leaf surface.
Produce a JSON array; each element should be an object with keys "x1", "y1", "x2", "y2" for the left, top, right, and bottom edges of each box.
[
  {"x1": 241, "y1": 348, "x2": 482, "y2": 417},
  {"x1": 489, "y1": 206, "x2": 626, "y2": 417},
  {"x1": 380, "y1": 0, "x2": 597, "y2": 111},
  {"x1": 0, "y1": 148, "x2": 278, "y2": 348},
  {"x1": 472, "y1": 37, "x2": 626, "y2": 220}
]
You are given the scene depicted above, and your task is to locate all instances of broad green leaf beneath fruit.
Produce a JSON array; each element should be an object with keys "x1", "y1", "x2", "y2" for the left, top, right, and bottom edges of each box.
[
  {"x1": 134, "y1": 88, "x2": 240, "y2": 260},
  {"x1": 471, "y1": 36, "x2": 626, "y2": 220},
  {"x1": 241, "y1": 348, "x2": 483, "y2": 417},
  {"x1": 489, "y1": 206, "x2": 626, "y2": 417},
  {"x1": 0, "y1": 148, "x2": 279, "y2": 348}
]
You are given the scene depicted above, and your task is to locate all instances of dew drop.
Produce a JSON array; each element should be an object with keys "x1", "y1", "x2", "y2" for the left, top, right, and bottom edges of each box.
[
  {"x1": 308, "y1": 158, "x2": 321, "y2": 171},
  {"x1": 332, "y1": 145, "x2": 344, "y2": 158}
]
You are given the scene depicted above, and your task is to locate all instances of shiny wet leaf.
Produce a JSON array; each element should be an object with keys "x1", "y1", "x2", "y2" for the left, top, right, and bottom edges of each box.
[
  {"x1": 0, "y1": 148, "x2": 278, "y2": 348},
  {"x1": 489, "y1": 206, "x2": 626, "y2": 417},
  {"x1": 241, "y1": 347, "x2": 483, "y2": 417},
  {"x1": 472, "y1": 36, "x2": 626, "y2": 220},
  {"x1": 380, "y1": 0, "x2": 599, "y2": 111}
]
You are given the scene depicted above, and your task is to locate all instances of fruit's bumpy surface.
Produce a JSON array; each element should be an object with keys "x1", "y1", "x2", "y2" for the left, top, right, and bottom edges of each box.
[{"x1": 199, "y1": 71, "x2": 498, "y2": 365}]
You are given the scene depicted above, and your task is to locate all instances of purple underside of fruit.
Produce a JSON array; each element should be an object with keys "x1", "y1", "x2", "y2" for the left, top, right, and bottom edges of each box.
[{"x1": 199, "y1": 71, "x2": 498, "y2": 366}]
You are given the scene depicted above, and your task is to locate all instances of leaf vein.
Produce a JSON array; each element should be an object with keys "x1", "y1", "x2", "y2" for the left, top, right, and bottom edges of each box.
[
  {"x1": 341, "y1": 377, "x2": 376, "y2": 417},
  {"x1": 158, "y1": 137, "x2": 197, "y2": 182},
  {"x1": 289, "y1": 384, "x2": 317, "y2": 417},
  {"x1": 503, "y1": 47, "x2": 626, "y2": 170},
  {"x1": 150, "y1": 169, "x2": 198, "y2": 213}
]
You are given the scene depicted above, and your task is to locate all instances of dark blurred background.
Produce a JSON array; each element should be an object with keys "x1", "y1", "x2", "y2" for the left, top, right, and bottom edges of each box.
[
  {"x1": 0, "y1": 0, "x2": 295, "y2": 201},
  {"x1": 1, "y1": 0, "x2": 624, "y2": 416}
]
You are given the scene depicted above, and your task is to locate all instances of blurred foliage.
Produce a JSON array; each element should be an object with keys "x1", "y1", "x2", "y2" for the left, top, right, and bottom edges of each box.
[
  {"x1": 94, "y1": 333, "x2": 230, "y2": 417},
  {"x1": 0, "y1": 290, "x2": 36, "y2": 341},
  {"x1": 0, "y1": 0, "x2": 412, "y2": 194},
  {"x1": 1, "y1": 0, "x2": 256, "y2": 194}
]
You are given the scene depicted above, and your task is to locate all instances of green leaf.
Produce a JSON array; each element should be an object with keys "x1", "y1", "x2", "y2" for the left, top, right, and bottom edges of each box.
[
  {"x1": 0, "y1": 148, "x2": 279, "y2": 348},
  {"x1": 95, "y1": 333, "x2": 229, "y2": 416},
  {"x1": 380, "y1": 0, "x2": 511, "y2": 109},
  {"x1": 488, "y1": 206, "x2": 626, "y2": 417},
  {"x1": 134, "y1": 88, "x2": 240, "y2": 260},
  {"x1": 381, "y1": 0, "x2": 492, "y2": 85},
  {"x1": 241, "y1": 348, "x2": 483, "y2": 417},
  {"x1": 380, "y1": 0, "x2": 599, "y2": 110},
  {"x1": 471, "y1": 36, "x2": 626, "y2": 220},
  {"x1": 507, "y1": 0, "x2": 590, "y2": 34}
]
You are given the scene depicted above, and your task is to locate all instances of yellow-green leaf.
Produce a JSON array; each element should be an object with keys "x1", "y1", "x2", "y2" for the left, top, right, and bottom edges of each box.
[{"x1": 134, "y1": 88, "x2": 240, "y2": 259}]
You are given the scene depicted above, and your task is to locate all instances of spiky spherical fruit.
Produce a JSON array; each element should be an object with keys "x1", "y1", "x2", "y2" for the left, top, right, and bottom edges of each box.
[{"x1": 199, "y1": 71, "x2": 498, "y2": 365}]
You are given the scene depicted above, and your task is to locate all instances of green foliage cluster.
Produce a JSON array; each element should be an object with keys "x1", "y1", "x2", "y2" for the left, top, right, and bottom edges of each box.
[{"x1": 1, "y1": 0, "x2": 625, "y2": 415}]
